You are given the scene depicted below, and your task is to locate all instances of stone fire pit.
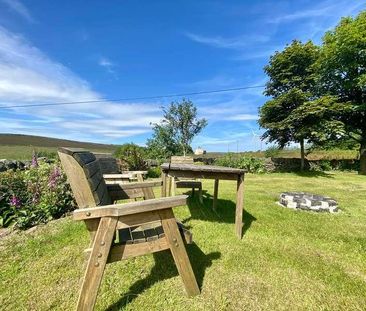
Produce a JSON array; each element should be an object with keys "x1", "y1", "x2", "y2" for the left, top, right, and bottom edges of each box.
[{"x1": 279, "y1": 192, "x2": 339, "y2": 213}]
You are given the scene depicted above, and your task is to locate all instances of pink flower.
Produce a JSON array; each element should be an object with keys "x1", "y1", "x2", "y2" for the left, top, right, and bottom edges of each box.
[
  {"x1": 31, "y1": 151, "x2": 38, "y2": 168},
  {"x1": 48, "y1": 166, "x2": 61, "y2": 189},
  {"x1": 10, "y1": 195, "x2": 21, "y2": 208}
]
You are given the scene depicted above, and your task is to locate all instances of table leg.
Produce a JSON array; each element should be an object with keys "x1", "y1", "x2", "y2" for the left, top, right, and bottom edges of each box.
[
  {"x1": 235, "y1": 174, "x2": 245, "y2": 239},
  {"x1": 161, "y1": 172, "x2": 167, "y2": 197},
  {"x1": 213, "y1": 179, "x2": 219, "y2": 210},
  {"x1": 168, "y1": 176, "x2": 172, "y2": 196}
]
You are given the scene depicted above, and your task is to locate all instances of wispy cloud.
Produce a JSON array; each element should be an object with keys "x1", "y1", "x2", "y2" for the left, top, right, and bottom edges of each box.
[
  {"x1": 1, "y1": 0, "x2": 34, "y2": 23},
  {"x1": 271, "y1": 0, "x2": 365, "y2": 25},
  {"x1": 0, "y1": 26, "x2": 159, "y2": 143},
  {"x1": 98, "y1": 57, "x2": 116, "y2": 74},
  {"x1": 226, "y1": 114, "x2": 258, "y2": 121},
  {"x1": 185, "y1": 32, "x2": 270, "y2": 49}
]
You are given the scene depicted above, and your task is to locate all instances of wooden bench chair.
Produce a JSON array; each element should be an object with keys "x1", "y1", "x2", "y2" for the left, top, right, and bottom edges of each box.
[
  {"x1": 170, "y1": 156, "x2": 203, "y2": 204},
  {"x1": 58, "y1": 148, "x2": 200, "y2": 311}
]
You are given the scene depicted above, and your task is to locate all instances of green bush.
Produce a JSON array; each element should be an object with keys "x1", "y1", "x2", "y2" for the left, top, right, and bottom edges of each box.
[
  {"x1": 146, "y1": 167, "x2": 162, "y2": 178},
  {"x1": 215, "y1": 153, "x2": 266, "y2": 173},
  {"x1": 114, "y1": 143, "x2": 147, "y2": 170},
  {"x1": 264, "y1": 146, "x2": 280, "y2": 158},
  {"x1": 0, "y1": 162, "x2": 75, "y2": 229}
]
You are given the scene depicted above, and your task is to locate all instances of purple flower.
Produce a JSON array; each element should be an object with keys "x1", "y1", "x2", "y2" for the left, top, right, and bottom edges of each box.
[
  {"x1": 31, "y1": 151, "x2": 38, "y2": 168},
  {"x1": 48, "y1": 166, "x2": 61, "y2": 189},
  {"x1": 10, "y1": 195, "x2": 21, "y2": 208}
]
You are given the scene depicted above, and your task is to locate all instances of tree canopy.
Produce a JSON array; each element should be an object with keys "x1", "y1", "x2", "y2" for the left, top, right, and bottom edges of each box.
[
  {"x1": 259, "y1": 40, "x2": 319, "y2": 169},
  {"x1": 315, "y1": 11, "x2": 366, "y2": 174},
  {"x1": 260, "y1": 10, "x2": 366, "y2": 174},
  {"x1": 147, "y1": 99, "x2": 207, "y2": 159}
]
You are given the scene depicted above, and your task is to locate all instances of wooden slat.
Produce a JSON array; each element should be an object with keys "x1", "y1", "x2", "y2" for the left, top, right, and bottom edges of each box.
[
  {"x1": 83, "y1": 160, "x2": 100, "y2": 179},
  {"x1": 165, "y1": 169, "x2": 239, "y2": 180},
  {"x1": 116, "y1": 211, "x2": 161, "y2": 229},
  {"x1": 117, "y1": 228, "x2": 133, "y2": 244},
  {"x1": 88, "y1": 171, "x2": 103, "y2": 191},
  {"x1": 74, "y1": 152, "x2": 97, "y2": 166},
  {"x1": 108, "y1": 187, "x2": 145, "y2": 201},
  {"x1": 171, "y1": 156, "x2": 194, "y2": 165},
  {"x1": 161, "y1": 162, "x2": 246, "y2": 174},
  {"x1": 175, "y1": 181, "x2": 202, "y2": 188},
  {"x1": 73, "y1": 195, "x2": 188, "y2": 220},
  {"x1": 92, "y1": 178, "x2": 110, "y2": 205},
  {"x1": 107, "y1": 180, "x2": 162, "y2": 190},
  {"x1": 107, "y1": 238, "x2": 170, "y2": 262},
  {"x1": 98, "y1": 158, "x2": 120, "y2": 174}
]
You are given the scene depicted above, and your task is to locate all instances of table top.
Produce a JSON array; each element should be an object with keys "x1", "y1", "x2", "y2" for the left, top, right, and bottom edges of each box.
[{"x1": 161, "y1": 163, "x2": 246, "y2": 174}]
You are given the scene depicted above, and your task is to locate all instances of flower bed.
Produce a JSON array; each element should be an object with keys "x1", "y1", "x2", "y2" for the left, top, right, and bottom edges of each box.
[{"x1": 0, "y1": 158, "x2": 75, "y2": 229}]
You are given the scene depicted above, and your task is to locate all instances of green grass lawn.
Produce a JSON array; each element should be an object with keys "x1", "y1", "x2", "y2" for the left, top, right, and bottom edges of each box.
[{"x1": 1, "y1": 172, "x2": 365, "y2": 310}]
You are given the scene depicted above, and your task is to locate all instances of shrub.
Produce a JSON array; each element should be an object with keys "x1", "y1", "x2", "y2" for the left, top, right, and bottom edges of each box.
[
  {"x1": 215, "y1": 153, "x2": 266, "y2": 173},
  {"x1": 264, "y1": 146, "x2": 280, "y2": 158},
  {"x1": 0, "y1": 162, "x2": 75, "y2": 229},
  {"x1": 146, "y1": 167, "x2": 162, "y2": 178},
  {"x1": 114, "y1": 143, "x2": 147, "y2": 170}
]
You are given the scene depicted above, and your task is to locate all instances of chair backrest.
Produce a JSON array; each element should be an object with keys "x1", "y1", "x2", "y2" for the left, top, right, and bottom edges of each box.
[
  {"x1": 170, "y1": 156, "x2": 194, "y2": 165},
  {"x1": 94, "y1": 153, "x2": 120, "y2": 174},
  {"x1": 58, "y1": 148, "x2": 111, "y2": 209}
]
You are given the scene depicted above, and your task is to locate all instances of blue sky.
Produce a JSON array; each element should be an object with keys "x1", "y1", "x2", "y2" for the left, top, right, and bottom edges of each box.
[{"x1": 0, "y1": 0, "x2": 364, "y2": 151}]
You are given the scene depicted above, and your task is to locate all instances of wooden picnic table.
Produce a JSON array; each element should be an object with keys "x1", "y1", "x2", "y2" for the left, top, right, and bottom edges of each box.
[{"x1": 161, "y1": 163, "x2": 246, "y2": 239}]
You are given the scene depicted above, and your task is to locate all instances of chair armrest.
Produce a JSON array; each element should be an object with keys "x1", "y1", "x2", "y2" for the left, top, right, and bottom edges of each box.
[
  {"x1": 73, "y1": 195, "x2": 188, "y2": 220},
  {"x1": 107, "y1": 180, "x2": 162, "y2": 190},
  {"x1": 103, "y1": 174, "x2": 132, "y2": 179}
]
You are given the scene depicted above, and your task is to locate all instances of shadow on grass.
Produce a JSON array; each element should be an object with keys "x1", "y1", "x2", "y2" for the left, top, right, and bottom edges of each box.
[
  {"x1": 293, "y1": 171, "x2": 334, "y2": 178},
  {"x1": 106, "y1": 244, "x2": 220, "y2": 310},
  {"x1": 180, "y1": 190, "x2": 256, "y2": 238}
]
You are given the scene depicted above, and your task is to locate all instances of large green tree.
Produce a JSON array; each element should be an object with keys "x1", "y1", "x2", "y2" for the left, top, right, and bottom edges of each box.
[
  {"x1": 315, "y1": 11, "x2": 366, "y2": 174},
  {"x1": 259, "y1": 40, "x2": 320, "y2": 170},
  {"x1": 147, "y1": 99, "x2": 207, "y2": 159}
]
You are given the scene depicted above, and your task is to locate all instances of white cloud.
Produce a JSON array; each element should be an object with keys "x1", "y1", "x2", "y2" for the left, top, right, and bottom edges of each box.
[
  {"x1": 185, "y1": 32, "x2": 270, "y2": 49},
  {"x1": 98, "y1": 57, "x2": 116, "y2": 74},
  {"x1": 0, "y1": 26, "x2": 159, "y2": 143},
  {"x1": 271, "y1": 0, "x2": 365, "y2": 25},
  {"x1": 1, "y1": 0, "x2": 34, "y2": 22},
  {"x1": 226, "y1": 114, "x2": 258, "y2": 121}
]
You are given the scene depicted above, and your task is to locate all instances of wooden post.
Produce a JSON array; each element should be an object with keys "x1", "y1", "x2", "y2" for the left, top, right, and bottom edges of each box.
[
  {"x1": 137, "y1": 173, "x2": 155, "y2": 199},
  {"x1": 160, "y1": 209, "x2": 200, "y2": 296},
  {"x1": 213, "y1": 179, "x2": 219, "y2": 210},
  {"x1": 171, "y1": 177, "x2": 176, "y2": 196},
  {"x1": 168, "y1": 176, "x2": 172, "y2": 197},
  {"x1": 161, "y1": 172, "x2": 167, "y2": 197},
  {"x1": 235, "y1": 174, "x2": 245, "y2": 239}
]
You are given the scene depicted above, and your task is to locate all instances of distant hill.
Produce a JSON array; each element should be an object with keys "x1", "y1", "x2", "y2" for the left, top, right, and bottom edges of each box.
[{"x1": 0, "y1": 134, "x2": 117, "y2": 160}]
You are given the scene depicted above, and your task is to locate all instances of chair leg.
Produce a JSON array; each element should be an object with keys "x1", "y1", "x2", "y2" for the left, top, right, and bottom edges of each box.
[
  {"x1": 77, "y1": 217, "x2": 118, "y2": 311},
  {"x1": 198, "y1": 185, "x2": 203, "y2": 204},
  {"x1": 160, "y1": 209, "x2": 200, "y2": 297}
]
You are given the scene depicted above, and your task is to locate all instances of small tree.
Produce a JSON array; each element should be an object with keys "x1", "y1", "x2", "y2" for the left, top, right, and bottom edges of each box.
[
  {"x1": 148, "y1": 99, "x2": 207, "y2": 158},
  {"x1": 259, "y1": 40, "x2": 319, "y2": 170}
]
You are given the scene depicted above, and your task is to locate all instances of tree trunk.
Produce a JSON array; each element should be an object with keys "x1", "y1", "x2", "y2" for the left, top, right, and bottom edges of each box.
[
  {"x1": 359, "y1": 142, "x2": 366, "y2": 175},
  {"x1": 300, "y1": 139, "x2": 305, "y2": 171}
]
